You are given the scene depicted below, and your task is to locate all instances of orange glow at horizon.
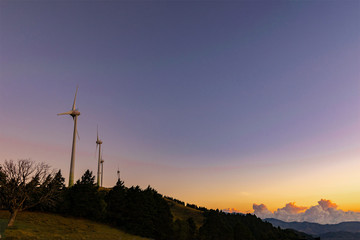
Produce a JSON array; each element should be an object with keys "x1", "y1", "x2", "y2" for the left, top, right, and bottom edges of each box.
[{"x1": 1, "y1": 133, "x2": 359, "y2": 214}]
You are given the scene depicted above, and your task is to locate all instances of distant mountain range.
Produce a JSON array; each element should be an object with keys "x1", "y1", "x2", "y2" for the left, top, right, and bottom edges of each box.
[{"x1": 265, "y1": 218, "x2": 360, "y2": 240}]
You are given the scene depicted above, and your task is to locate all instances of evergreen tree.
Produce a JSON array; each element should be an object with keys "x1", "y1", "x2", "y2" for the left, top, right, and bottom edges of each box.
[
  {"x1": 62, "y1": 170, "x2": 106, "y2": 220},
  {"x1": 30, "y1": 170, "x2": 65, "y2": 212},
  {"x1": 233, "y1": 221, "x2": 255, "y2": 240},
  {"x1": 106, "y1": 178, "x2": 126, "y2": 226},
  {"x1": 173, "y1": 217, "x2": 197, "y2": 240},
  {"x1": 107, "y1": 184, "x2": 173, "y2": 240},
  {"x1": 199, "y1": 210, "x2": 233, "y2": 240},
  {"x1": 187, "y1": 217, "x2": 197, "y2": 240},
  {"x1": 173, "y1": 219, "x2": 189, "y2": 240}
]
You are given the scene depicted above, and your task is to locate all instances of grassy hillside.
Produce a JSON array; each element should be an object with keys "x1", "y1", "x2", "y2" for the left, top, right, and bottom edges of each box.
[
  {"x1": 0, "y1": 200, "x2": 203, "y2": 240},
  {"x1": 165, "y1": 199, "x2": 204, "y2": 228},
  {"x1": 0, "y1": 199, "x2": 315, "y2": 240},
  {"x1": 0, "y1": 210, "x2": 150, "y2": 240}
]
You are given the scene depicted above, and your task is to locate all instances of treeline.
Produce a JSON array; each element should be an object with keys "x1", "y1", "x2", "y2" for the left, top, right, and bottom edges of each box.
[
  {"x1": 164, "y1": 196, "x2": 185, "y2": 205},
  {"x1": 199, "y1": 210, "x2": 318, "y2": 240},
  {"x1": 32, "y1": 170, "x2": 175, "y2": 240},
  {"x1": 164, "y1": 196, "x2": 208, "y2": 212},
  {"x1": 21, "y1": 169, "x2": 316, "y2": 240},
  {"x1": 186, "y1": 203, "x2": 208, "y2": 212}
]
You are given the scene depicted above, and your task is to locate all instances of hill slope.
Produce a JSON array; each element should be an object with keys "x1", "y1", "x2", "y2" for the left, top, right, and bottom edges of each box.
[
  {"x1": 166, "y1": 199, "x2": 317, "y2": 239},
  {"x1": 165, "y1": 199, "x2": 204, "y2": 228},
  {"x1": 266, "y1": 218, "x2": 360, "y2": 240},
  {"x1": 265, "y1": 218, "x2": 360, "y2": 235},
  {"x1": 0, "y1": 210, "x2": 150, "y2": 240},
  {"x1": 0, "y1": 198, "x2": 324, "y2": 240}
]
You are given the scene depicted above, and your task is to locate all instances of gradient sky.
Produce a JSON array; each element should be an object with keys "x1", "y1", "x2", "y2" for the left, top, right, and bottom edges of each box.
[{"x1": 1, "y1": 1, "x2": 359, "y2": 213}]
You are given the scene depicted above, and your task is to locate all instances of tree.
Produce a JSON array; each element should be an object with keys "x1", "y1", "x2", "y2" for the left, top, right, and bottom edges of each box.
[
  {"x1": 187, "y1": 217, "x2": 196, "y2": 240},
  {"x1": 62, "y1": 170, "x2": 106, "y2": 220},
  {"x1": 173, "y1": 219, "x2": 189, "y2": 240},
  {"x1": 106, "y1": 178, "x2": 126, "y2": 226},
  {"x1": 173, "y1": 218, "x2": 197, "y2": 240},
  {"x1": 199, "y1": 210, "x2": 233, "y2": 240},
  {"x1": 113, "y1": 185, "x2": 173, "y2": 239},
  {"x1": 234, "y1": 221, "x2": 255, "y2": 240},
  {"x1": 0, "y1": 159, "x2": 63, "y2": 226},
  {"x1": 29, "y1": 170, "x2": 65, "y2": 212}
]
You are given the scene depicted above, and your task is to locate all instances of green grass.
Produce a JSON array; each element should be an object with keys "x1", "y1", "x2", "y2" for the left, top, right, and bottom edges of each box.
[
  {"x1": 0, "y1": 200, "x2": 205, "y2": 239},
  {"x1": 165, "y1": 199, "x2": 205, "y2": 228},
  {"x1": 0, "y1": 210, "x2": 150, "y2": 240}
]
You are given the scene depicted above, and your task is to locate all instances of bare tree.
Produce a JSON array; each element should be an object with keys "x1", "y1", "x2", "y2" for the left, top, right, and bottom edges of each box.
[{"x1": 0, "y1": 159, "x2": 64, "y2": 227}]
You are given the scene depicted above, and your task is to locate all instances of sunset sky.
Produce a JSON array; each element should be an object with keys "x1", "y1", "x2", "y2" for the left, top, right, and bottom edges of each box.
[{"x1": 1, "y1": 0, "x2": 359, "y2": 216}]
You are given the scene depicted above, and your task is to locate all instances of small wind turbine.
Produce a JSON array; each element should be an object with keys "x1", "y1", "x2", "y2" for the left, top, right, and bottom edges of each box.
[
  {"x1": 96, "y1": 126, "x2": 103, "y2": 186},
  {"x1": 57, "y1": 86, "x2": 80, "y2": 187},
  {"x1": 117, "y1": 165, "x2": 120, "y2": 182}
]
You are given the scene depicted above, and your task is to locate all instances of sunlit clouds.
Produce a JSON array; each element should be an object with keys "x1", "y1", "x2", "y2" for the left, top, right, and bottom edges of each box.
[
  {"x1": 222, "y1": 208, "x2": 243, "y2": 214},
  {"x1": 253, "y1": 204, "x2": 273, "y2": 218},
  {"x1": 253, "y1": 199, "x2": 360, "y2": 224}
]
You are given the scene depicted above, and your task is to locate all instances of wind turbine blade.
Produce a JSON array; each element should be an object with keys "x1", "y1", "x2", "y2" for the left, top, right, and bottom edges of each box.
[
  {"x1": 57, "y1": 111, "x2": 72, "y2": 116},
  {"x1": 72, "y1": 86, "x2": 78, "y2": 111},
  {"x1": 97, "y1": 125, "x2": 99, "y2": 142}
]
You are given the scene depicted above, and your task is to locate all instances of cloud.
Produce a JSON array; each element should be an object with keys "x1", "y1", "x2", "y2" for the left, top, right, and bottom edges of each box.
[
  {"x1": 278, "y1": 202, "x2": 307, "y2": 214},
  {"x1": 272, "y1": 202, "x2": 308, "y2": 222},
  {"x1": 253, "y1": 203, "x2": 273, "y2": 219},
  {"x1": 318, "y1": 199, "x2": 337, "y2": 210},
  {"x1": 222, "y1": 208, "x2": 243, "y2": 214},
  {"x1": 253, "y1": 199, "x2": 360, "y2": 224}
]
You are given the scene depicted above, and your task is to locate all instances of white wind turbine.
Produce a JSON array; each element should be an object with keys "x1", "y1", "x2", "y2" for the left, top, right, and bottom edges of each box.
[
  {"x1": 96, "y1": 126, "x2": 103, "y2": 186},
  {"x1": 57, "y1": 86, "x2": 80, "y2": 187}
]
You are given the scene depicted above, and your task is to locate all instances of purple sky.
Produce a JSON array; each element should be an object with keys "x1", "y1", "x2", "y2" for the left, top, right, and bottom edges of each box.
[{"x1": 1, "y1": 1, "x2": 359, "y2": 212}]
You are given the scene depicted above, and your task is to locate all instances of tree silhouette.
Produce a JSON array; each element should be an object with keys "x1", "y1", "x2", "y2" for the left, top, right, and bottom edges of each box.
[
  {"x1": 0, "y1": 159, "x2": 63, "y2": 226},
  {"x1": 106, "y1": 178, "x2": 126, "y2": 226},
  {"x1": 62, "y1": 170, "x2": 106, "y2": 220},
  {"x1": 29, "y1": 170, "x2": 65, "y2": 212}
]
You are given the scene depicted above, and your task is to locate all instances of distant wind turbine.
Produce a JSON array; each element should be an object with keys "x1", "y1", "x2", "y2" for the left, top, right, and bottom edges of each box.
[
  {"x1": 117, "y1": 165, "x2": 120, "y2": 182},
  {"x1": 96, "y1": 126, "x2": 103, "y2": 186},
  {"x1": 57, "y1": 86, "x2": 80, "y2": 187}
]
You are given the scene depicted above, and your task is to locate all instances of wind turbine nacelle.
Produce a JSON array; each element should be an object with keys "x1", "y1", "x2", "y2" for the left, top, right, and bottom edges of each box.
[
  {"x1": 96, "y1": 140, "x2": 103, "y2": 144},
  {"x1": 70, "y1": 110, "x2": 81, "y2": 117}
]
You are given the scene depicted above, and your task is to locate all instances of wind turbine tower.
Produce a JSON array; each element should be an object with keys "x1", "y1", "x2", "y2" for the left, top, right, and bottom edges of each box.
[
  {"x1": 57, "y1": 86, "x2": 80, "y2": 187},
  {"x1": 100, "y1": 157, "x2": 104, "y2": 187},
  {"x1": 96, "y1": 127, "x2": 103, "y2": 186}
]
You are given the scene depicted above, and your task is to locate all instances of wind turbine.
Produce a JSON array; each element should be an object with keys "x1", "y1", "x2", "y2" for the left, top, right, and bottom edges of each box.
[
  {"x1": 57, "y1": 86, "x2": 80, "y2": 187},
  {"x1": 96, "y1": 126, "x2": 103, "y2": 186},
  {"x1": 117, "y1": 165, "x2": 120, "y2": 182}
]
